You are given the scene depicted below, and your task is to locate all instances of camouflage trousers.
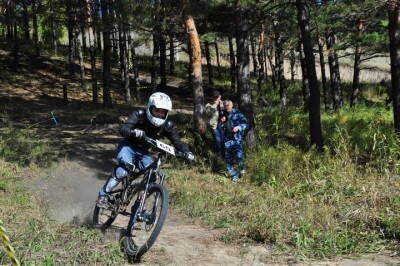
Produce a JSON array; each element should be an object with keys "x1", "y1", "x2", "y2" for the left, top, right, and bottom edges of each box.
[{"x1": 223, "y1": 139, "x2": 245, "y2": 177}]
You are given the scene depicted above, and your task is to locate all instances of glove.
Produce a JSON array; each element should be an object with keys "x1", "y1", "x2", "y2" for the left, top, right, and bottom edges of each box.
[
  {"x1": 184, "y1": 152, "x2": 195, "y2": 161},
  {"x1": 131, "y1": 129, "x2": 145, "y2": 139}
]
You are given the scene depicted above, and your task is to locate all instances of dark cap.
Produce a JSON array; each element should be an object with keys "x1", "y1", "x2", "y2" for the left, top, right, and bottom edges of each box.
[{"x1": 210, "y1": 90, "x2": 221, "y2": 99}]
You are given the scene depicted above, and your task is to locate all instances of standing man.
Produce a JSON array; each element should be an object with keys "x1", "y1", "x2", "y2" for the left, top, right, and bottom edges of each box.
[
  {"x1": 221, "y1": 100, "x2": 248, "y2": 181},
  {"x1": 205, "y1": 90, "x2": 224, "y2": 155}
]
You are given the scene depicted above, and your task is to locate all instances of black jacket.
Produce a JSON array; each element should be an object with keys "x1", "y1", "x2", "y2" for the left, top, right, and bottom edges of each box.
[{"x1": 120, "y1": 108, "x2": 189, "y2": 153}]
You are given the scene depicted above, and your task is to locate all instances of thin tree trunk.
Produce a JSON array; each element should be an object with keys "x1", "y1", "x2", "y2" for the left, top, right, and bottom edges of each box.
[
  {"x1": 204, "y1": 40, "x2": 213, "y2": 85},
  {"x1": 32, "y1": 0, "x2": 40, "y2": 57},
  {"x1": 274, "y1": 21, "x2": 286, "y2": 110},
  {"x1": 131, "y1": 44, "x2": 141, "y2": 102},
  {"x1": 101, "y1": 0, "x2": 112, "y2": 107},
  {"x1": 257, "y1": 27, "x2": 265, "y2": 91},
  {"x1": 160, "y1": 32, "x2": 167, "y2": 90},
  {"x1": 119, "y1": 24, "x2": 130, "y2": 103},
  {"x1": 389, "y1": 0, "x2": 400, "y2": 132},
  {"x1": 289, "y1": 49, "x2": 296, "y2": 81},
  {"x1": 235, "y1": 2, "x2": 256, "y2": 144},
  {"x1": 318, "y1": 37, "x2": 328, "y2": 110},
  {"x1": 299, "y1": 41, "x2": 310, "y2": 110},
  {"x1": 67, "y1": 0, "x2": 75, "y2": 76},
  {"x1": 184, "y1": 15, "x2": 206, "y2": 136},
  {"x1": 88, "y1": 1, "x2": 98, "y2": 104},
  {"x1": 228, "y1": 35, "x2": 236, "y2": 90},
  {"x1": 76, "y1": 28, "x2": 85, "y2": 88},
  {"x1": 151, "y1": 33, "x2": 160, "y2": 88},
  {"x1": 296, "y1": 0, "x2": 324, "y2": 150},
  {"x1": 214, "y1": 39, "x2": 221, "y2": 77},
  {"x1": 22, "y1": 3, "x2": 30, "y2": 40},
  {"x1": 50, "y1": 0, "x2": 58, "y2": 56},
  {"x1": 169, "y1": 33, "x2": 175, "y2": 75},
  {"x1": 350, "y1": 43, "x2": 361, "y2": 107},
  {"x1": 12, "y1": 20, "x2": 19, "y2": 71},
  {"x1": 250, "y1": 32, "x2": 258, "y2": 77},
  {"x1": 326, "y1": 31, "x2": 343, "y2": 110}
]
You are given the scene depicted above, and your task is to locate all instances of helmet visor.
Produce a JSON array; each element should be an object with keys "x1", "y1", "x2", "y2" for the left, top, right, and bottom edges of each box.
[{"x1": 150, "y1": 106, "x2": 168, "y2": 119}]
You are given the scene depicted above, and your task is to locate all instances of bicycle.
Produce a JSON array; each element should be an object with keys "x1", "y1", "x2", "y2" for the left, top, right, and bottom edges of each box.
[{"x1": 92, "y1": 136, "x2": 194, "y2": 261}]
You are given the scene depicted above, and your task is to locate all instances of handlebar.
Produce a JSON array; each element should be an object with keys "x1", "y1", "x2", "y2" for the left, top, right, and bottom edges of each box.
[{"x1": 143, "y1": 136, "x2": 194, "y2": 161}]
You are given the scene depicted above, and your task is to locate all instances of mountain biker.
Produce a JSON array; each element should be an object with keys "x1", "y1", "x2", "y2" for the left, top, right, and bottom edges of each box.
[
  {"x1": 220, "y1": 99, "x2": 248, "y2": 182},
  {"x1": 97, "y1": 92, "x2": 194, "y2": 207}
]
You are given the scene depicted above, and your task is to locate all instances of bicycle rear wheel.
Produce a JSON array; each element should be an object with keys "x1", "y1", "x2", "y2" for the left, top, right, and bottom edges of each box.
[{"x1": 124, "y1": 184, "x2": 169, "y2": 262}]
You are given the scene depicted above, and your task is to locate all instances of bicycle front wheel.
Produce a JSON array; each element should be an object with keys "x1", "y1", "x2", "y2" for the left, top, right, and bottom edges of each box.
[{"x1": 124, "y1": 184, "x2": 169, "y2": 262}]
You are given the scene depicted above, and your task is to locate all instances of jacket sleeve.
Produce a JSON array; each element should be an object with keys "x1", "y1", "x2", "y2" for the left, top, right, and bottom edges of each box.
[
  {"x1": 120, "y1": 110, "x2": 139, "y2": 137},
  {"x1": 236, "y1": 111, "x2": 248, "y2": 132},
  {"x1": 164, "y1": 121, "x2": 190, "y2": 153}
]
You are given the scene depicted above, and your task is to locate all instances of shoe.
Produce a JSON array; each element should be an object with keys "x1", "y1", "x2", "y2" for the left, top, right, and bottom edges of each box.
[
  {"x1": 97, "y1": 195, "x2": 109, "y2": 208},
  {"x1": 231, "y1": 174, "x2": 240, "y2": 182}
]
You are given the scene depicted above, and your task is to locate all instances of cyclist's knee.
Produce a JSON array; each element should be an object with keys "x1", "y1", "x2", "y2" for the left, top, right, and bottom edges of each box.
[{"x1": 115, "y1": 166, "x2": 128, "y2": 180}]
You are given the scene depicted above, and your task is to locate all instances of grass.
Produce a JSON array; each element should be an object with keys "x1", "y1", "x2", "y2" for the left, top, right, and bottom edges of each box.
[
  {"x1": 165, "y1": 81, "x2": 400, "y2": 258},
  {"x1": 0, "y1": 130, "x2": 124, "y2": 265}
]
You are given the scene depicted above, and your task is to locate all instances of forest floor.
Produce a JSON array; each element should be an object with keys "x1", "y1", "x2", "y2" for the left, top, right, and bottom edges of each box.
[{"x1": 1, "y1": 49, "x2": 400, "y2": 265}]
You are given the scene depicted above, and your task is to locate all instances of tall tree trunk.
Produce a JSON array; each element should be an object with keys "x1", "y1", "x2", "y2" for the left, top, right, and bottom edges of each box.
[
  {"x1": 317, "y1": 37, "x2": 328, "y2": 110},
  {"x1": 32, "y1": 0, "x2": 40, "y2": 57},
  {"x1": 214, "y1": 39, "x2": 221, "y2": 77},
  {"x1": 228, "y1": 35, "x2": 236, "y2": 91},
  {"x1": 350, "y1": 21, "x2": 365, "y2": 108},
  {"x1": 350, "y1": 43, "x2": 361, "y2": 107},
  {"x1": 169, "y1": 33, "x2": 175, "y2": 75},
  {"x1": 296, "y1": 0, "x2": 324, "y2": 150},
  {"x1": 88, "y1": 0, "x2": 98, "y2": 104},
  {"x1": 184, "y1": 15, "x2": 206, "y2": 136},
  {"x1": 326, "y1": 31, "x2": 343, "y2": 110},
  {"x1": 235, "y1": 2, "x2": 256, "y2": 144},
  {"x1": 250, "y1": 32, "x2": 258, "y2": 77},
  {"x1": 289, "y1": 49, "x2": 296, "y2": 81},
  {"x1": 12, "y1": 18, "x2": 19, "y2": 71},
  {"x1": 101, "y1": 0, "x2": 112, "y2": 107},
  {"x1": 159, "y1": 33, "x2": 167, "y2": 90},
  {"x1": 299, "y1": 41, "x2": 310, "y2": 111},
  {"x1": 119, "y1": 24, "x2": 130, "y2": 103},
  {"x1": 22, "y1": 3, "x2": 30, "y2": 40},
  {"x1": 389, "y1": 0, "x2": 400, "y2": 132},
  {"x1": 50, "y1": 0, "x2": 58, "y2": 56},
  {"x1": 274, "y1": 21, "x2": 287, "y2": 110},
  {"x1": 151, "y1": 33, "x2": 160, "y2": 89},
  {"x1": 131, "y1": 44, "x2": 141, "y2": 102},
  {"x1": 257, "y1": 26, "x2": 265, "y2": 90},
  {"x1": 76, "y1": 28, "x2": 85, "y2": 88},
  {"x1": 204, "y1": 40, "x2": 213, "y2": 85},
  {"x1": 67, "y1": 0, "x2": 75, "y2": 76}
]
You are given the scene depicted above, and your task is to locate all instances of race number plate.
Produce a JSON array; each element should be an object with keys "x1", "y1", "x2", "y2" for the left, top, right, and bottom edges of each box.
[{"x1": 156, "y1": 140, "x2": 175, "y2": 155}]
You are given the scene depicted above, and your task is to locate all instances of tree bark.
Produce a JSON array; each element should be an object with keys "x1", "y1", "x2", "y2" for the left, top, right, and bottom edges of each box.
[
  {"x1": 326, "y1": 31, "x2": 343, "y2": 110},
  {"x1": 50, "y1": 0, "x2": 58, "y2": 56},
  {"x1": 228, "y1": 35, "x2": 236, "y2": 91},
  {"x1": 389, "y1": 0, "x2": 400, "y2": 132},
  {"x1": 204, "y1": 40, "x2": 213, "y2": 85},
  {"x1": 22, "y1": 2, "x2": 30, "y2": 40},
  {"x1": 318, "y1": 37, "x2": 328, "y2": 110},
  {"x1": 235, "y1": 2, "x2": 256, "y2": 144},
  {"x1": 119, "y1": 24, "x2": 130, "y2": 103},
  {"x1": 184, "y1": 15, "x2": 206, "y2": 136},
  {"x1": 101, "y1": 0, "x2": 112, "y2": 107},
  {"x1": 296, "y1": 0, "x2": 324, "y2": 150}
]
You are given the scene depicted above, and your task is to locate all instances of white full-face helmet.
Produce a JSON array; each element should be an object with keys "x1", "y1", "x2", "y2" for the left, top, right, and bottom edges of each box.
[{"x1": 146, "y1": 92, "x2": 172, "y2": 127}]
